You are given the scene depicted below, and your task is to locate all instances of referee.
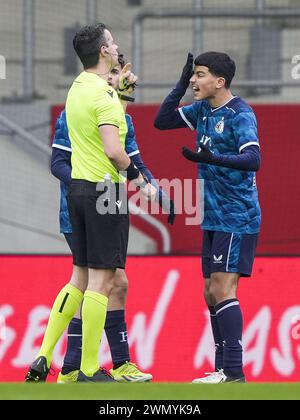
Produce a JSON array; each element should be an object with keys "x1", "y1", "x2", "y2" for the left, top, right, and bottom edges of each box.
[
  {"x1": 67, "y1": 23, "x2": 156, "y2": 382},
  {"x1": 25, "y1": 23, "x2": 155, "y2": 383}
]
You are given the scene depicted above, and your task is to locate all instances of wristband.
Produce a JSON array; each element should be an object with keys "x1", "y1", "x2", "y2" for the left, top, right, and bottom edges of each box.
[
  {"x1": 118, "y1": 92, "x2": 135, "y2": 102},
  {"x1": 125, "y1": 160, "x2": 140, "y2": 180}
]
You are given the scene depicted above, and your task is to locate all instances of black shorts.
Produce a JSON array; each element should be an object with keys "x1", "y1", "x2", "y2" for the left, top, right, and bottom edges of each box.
[
  {"x1": 67, "y1": 180, "x2": 129, "y2": 269},
  {"x1": 202, "y1": 230, "x2": 259, "y2": 278}
]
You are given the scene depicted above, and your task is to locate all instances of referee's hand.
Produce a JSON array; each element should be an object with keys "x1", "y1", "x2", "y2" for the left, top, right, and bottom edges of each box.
[{"x1": 140, "y1": 183, "x2": 157, "y2": 202}]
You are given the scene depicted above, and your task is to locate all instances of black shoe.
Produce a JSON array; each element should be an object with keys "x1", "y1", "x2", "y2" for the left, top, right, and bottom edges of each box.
[
  {"x1": 25, "y1": 356, "x2": 49, "y2": 382},
  {"x1": 224, "y1": 376, "x2": 246, "y2": 383},
  {"x1": 77, "y1": 367, "x2": 116, "y2": 382}
]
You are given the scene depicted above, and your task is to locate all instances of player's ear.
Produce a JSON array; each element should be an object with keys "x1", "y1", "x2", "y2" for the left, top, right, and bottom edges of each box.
[{"x1": 216, "y1": 77, "x2": 226, "y2": 89}]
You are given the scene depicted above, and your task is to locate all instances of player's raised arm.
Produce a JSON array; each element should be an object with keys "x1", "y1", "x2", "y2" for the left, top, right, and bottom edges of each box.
[{"x1": 154, "y1": 53, "x2": 194, "y2": 130}]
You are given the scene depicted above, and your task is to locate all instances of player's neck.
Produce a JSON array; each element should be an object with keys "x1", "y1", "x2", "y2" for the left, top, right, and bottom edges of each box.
[{"x1": 208, "y1": 90, "x2": 234, "y2": 109}]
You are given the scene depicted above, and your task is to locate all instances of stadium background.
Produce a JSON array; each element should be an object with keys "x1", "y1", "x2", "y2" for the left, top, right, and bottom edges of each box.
[{"x1": 0, "y1": 0, "x2": 300, "y2": 383}]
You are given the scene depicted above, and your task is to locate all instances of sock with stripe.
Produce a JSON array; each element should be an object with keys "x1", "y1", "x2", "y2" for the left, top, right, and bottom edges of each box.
[
  {"x1": 61, "y1": 310, "x2": 130, "y2": 374},
  {"x1": 105, "y1": 310, "x2": 130, "y2": 369},
  {"x1": 37, "y1": 283, "x2": 83, "y2": 368},
  {"x1": 208, "y1": 306, "x2": 223, "y2": 371},
  {"x1": 215, "y1": 298, "x2": 244, "y2": 379},
  {"x1": 61, "y1": 317, "x2": 82, "y2": 375},
  {"x1": 80, "y1": 290, "x2": 108, "y2": 377}
]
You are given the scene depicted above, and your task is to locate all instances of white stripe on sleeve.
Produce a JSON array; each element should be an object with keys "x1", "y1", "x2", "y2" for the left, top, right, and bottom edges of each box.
[
  {"x1": 128, "y1": 150, "x2": 140, "y2": 157},
  {"x1": 52, "y1": 144, "x2": 72, "y2": 153},
  {"x1": 178, "y1": 108, "x2": 195, "y2": 131},
  {"x1": 239, "y1": 142, "x2": 260, "y2": 153}
]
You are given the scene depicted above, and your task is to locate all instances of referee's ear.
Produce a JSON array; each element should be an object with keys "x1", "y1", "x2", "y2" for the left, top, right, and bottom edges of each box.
[{"x1": 100, "y1": 45, "x2": 108, "y2": 58}]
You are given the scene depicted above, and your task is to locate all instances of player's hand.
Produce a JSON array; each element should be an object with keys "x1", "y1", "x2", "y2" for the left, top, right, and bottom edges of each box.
[
  {"x1": 119, "y1": 63, "x2": 138, "y2": 94},
  {"x1": 140, "y1": 182, "x2": 157, "y2": 202},
  {"x1": 167, "y1": 200, "x2": 176, "y2": 225},
  {"x1": 179, "y1": 52, "x2": 194, "y2": 90},
  {"x1": 182, "y1": 143, "x2": 213, "y2": 164},
  {"x1": 159, "y1": 194, "x2": 176, "y2": 225}
]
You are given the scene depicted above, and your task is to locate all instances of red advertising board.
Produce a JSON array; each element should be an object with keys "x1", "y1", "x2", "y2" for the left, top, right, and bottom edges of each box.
[{"x1": 1, "y1": 256, "x2": 300, "y2": 382}]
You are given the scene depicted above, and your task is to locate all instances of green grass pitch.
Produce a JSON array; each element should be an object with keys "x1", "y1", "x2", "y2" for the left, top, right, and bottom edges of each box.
[{"x1": 0, "y1": 383, "x2": 300, "y2": 400}]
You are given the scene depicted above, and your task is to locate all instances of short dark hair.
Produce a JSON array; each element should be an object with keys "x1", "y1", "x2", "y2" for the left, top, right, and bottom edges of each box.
[
  {"x1": 73, "y1": 23, "x2": 107, "y2": 69},
  {"x1": 194, "y1": 52, "x2": 236, "y2": 88},
  {"x1": 118, "y1": 53, "x2": 125, "y2": 69}
]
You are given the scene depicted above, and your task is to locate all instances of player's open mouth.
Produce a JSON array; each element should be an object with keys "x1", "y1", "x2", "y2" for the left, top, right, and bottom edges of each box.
[{"x1": 192, "y1": 86, "x2": 200, "y2": 92}]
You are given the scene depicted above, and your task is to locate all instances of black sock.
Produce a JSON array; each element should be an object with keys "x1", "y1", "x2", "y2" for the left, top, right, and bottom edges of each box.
[
  {"x1": 113, "y1": 361, "x2": 128, "y2": 370},
  {"x1": 105, "y1": 310, "x2": 130, "y2": 367},
  {"x1": 208, "y1": 306, "x2": 223, "y2": 371},
  {"x1": 215, "y1": 299, "x2": 244, "y2": 379},
  {"x1": 61, "y1": 318, "x2": 82, "y2": 374}
]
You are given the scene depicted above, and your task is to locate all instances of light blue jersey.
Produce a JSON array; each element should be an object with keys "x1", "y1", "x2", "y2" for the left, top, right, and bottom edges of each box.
[{"x1": 179, "y1": 96, "x2": 261, "y2": 234}]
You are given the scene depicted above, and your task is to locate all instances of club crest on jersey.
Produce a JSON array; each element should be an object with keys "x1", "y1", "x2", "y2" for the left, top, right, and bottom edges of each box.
[{"x1": 215, "y1": 119, "x2": 224, "y2": 134}]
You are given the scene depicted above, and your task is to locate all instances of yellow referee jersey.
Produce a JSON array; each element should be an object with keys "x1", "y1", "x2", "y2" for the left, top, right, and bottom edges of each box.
[{"x1": 66, "y1": 71, "x2": 127, "y2": 183}]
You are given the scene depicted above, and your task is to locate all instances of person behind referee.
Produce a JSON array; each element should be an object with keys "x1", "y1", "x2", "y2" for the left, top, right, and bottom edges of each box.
[{"x1": 25, "y1": 23, "x2": 156, "y2": 383}]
